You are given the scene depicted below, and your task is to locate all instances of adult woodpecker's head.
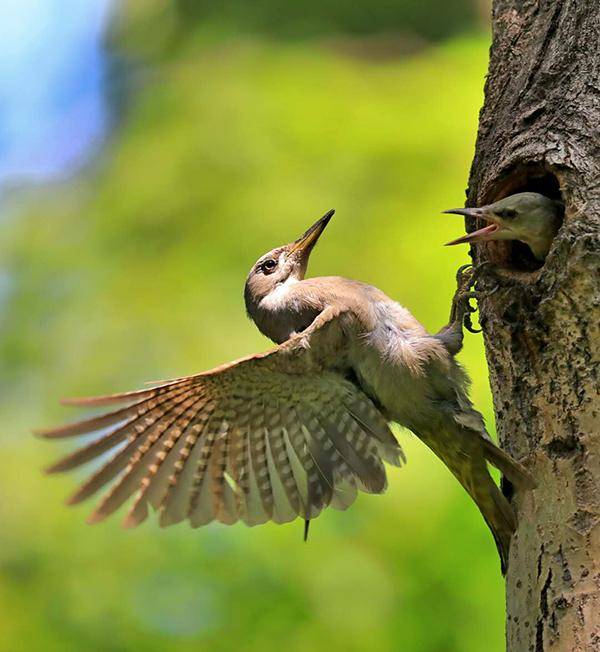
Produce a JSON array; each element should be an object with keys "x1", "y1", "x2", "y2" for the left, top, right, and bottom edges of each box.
[{"x1": 244, "y1": 209, "x2": 334, "y2": 313}]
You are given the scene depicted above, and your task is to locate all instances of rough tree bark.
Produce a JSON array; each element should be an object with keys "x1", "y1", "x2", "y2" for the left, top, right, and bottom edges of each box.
[{"x1": 465, "y1": 2, "x2": 600, "y2": 651}]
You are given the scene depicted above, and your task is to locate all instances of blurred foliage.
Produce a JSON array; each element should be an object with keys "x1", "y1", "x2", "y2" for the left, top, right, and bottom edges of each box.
[
  {"x1": 0, "y1": 24, "x2": 504, "y2": 652},
  {"x1": 114, "y1": 0, "x2": 489, "y2": 61},
  {"x1": 174, "y1": 0, "x2": 480, "y2": 41}
]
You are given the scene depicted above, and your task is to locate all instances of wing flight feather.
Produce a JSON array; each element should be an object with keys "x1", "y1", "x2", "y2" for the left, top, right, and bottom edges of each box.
[{"x1": 38, "y1": 316, "x2": 403, "y2": 529}]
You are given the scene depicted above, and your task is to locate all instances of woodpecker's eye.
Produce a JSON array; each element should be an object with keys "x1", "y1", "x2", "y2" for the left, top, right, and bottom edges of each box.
[
  {"x1": 498, "y1": 208, "x2": 517, "y2": 219},
  {"x1": 260, "y1": 259, "x2": 277, "y2": 274}
]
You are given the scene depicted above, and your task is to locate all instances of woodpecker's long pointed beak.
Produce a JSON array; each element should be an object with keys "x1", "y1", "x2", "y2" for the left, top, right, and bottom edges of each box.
[
  {"x1": 443, "y1": 207, "x2": 500, "y2": 246},
  {"x1": 290, "y1": 209, "x2": 334, "y2": 255}
]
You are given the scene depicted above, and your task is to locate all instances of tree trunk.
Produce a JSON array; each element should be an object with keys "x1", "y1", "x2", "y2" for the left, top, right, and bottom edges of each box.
[{"x1": 465, "y1": 2, "x2": 600, "y2": 651}]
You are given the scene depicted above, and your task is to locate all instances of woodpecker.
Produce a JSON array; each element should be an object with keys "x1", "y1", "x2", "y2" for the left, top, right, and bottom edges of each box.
[
  {"x1": 444, "y1": 192, "x2": 563, "y2": 260},
  {"x1": 38, "y1": 210, "x2": 535, "y2": 572}
]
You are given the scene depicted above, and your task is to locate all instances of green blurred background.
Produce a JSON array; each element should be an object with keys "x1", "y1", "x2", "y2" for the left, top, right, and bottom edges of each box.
[{"x1": 0, "y1": 1, "x2": 503, "y2": 650}]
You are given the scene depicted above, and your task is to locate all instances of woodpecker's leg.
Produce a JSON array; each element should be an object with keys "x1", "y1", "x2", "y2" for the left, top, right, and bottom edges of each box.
[
  {"x1": 452, "y1": 262, "x2": 500, "y2": 329},
  {"x1": 449, "y1": 264, "x2": 478, "y2": 327},
  {"x1": 435, "y1": 263, "x2": 492, "y2": 354}
]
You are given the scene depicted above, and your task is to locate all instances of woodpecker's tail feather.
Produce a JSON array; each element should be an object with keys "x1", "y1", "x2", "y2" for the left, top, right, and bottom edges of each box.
[
  {"x1": 415, "y1": 421, "x2": 529, "y2": 575},
  {"x1": 466, "y1": 467, "x2": 516, "y2": 575},
  {"x1": 453, "y1": 409, "x2": 536, "y2": 491},
  {"x1": 481, "y1": 438, "x2": 536, "y2": 491},
  {"x1": 455, "y1": 418, "x2": 534, "y2": 574}
]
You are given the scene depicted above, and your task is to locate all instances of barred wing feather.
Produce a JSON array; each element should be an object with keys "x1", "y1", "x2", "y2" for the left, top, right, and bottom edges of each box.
[{"x1": 37, "y1": 335, "x2": 403, "y2": 529}]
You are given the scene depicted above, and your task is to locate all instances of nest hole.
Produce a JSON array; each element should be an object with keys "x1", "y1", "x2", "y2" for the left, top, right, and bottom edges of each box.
[{"x1": 482, "y1": 164, "x2": 564, "y2": 272}]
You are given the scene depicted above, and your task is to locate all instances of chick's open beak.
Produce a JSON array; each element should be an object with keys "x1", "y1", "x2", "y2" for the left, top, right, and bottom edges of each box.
[
  {"x1": 442, "y1": 207, "x2": 500, "y2": 246},
  {"x1": 290, "y1": 209, "x2": 335, "y2": 255}
]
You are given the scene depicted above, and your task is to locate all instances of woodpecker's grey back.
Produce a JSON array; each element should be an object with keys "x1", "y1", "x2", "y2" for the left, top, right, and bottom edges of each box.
[{"x1": 38, "y1": 210, "x2": 534, "y2": 573}]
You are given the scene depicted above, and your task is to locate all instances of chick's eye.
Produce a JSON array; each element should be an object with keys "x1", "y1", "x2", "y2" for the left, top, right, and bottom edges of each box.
[
  {"x1": 499, "y1": 208, "x2": 517, "y2": 219},
  {"x1": 260, "y1": 259, "x2": 277, "y2": 274}
]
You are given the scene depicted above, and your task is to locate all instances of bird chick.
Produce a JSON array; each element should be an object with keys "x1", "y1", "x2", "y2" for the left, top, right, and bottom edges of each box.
[
  {"x1": 444, "y1": 192, "x2": 563, "y2": 260},
  {"x1": 37, "y1": 210, "x2": 535, "y2": 573}
]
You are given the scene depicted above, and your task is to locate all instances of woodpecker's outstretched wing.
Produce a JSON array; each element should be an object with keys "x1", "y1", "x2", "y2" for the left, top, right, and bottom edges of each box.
[{"x1": 37, "y1": 318, "x2": 403, "y2": 529}]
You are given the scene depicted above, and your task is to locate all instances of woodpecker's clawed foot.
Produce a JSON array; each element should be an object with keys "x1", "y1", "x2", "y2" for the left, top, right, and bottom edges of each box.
[
  {"x1": 454, "y1": 263, "x2": 476, "y2": 290},
  {"x1": 455, "y1": 261, "x2": 494, "y2": 289},
  {"x1": 461, "y1": 292, "x2": 482, "y2": 333},
  {"x1": 449, "y1": 265, "x2": 479, "y2": 332},
  {"x1": 449, "y1": 262, "x2": 499, "y2": 333}
]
